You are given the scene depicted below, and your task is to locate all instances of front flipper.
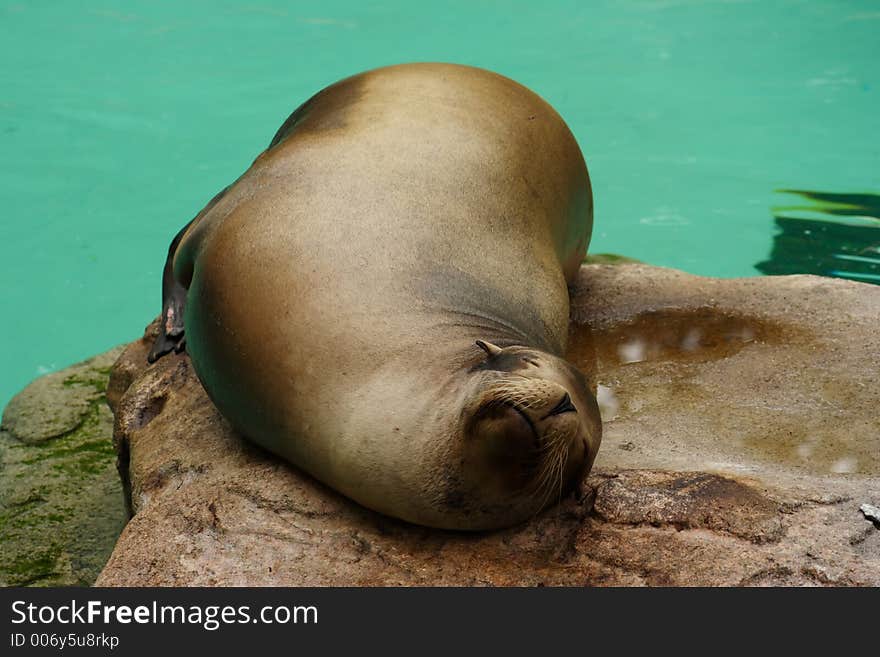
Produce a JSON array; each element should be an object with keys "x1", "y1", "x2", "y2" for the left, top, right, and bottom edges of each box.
[
  {"x1": 147, "y1": 186, "x2": 230, "y2": 364},
  {"x1": 147, "y1": 222, "x2": 190, "y2": 363}
]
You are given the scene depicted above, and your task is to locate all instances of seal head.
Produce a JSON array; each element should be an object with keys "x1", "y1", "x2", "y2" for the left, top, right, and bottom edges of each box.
[{"x1": 448, "y1": 340, "x2": 601, "y2": 527}]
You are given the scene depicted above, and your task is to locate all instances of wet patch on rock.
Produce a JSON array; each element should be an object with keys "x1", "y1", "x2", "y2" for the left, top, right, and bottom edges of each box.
[
  {"x1": 570, "y1": 264, "x2": 880, "y2": 484},
  {"x1": 579, "y1": 307, "x2": 796, "y2": 367}
]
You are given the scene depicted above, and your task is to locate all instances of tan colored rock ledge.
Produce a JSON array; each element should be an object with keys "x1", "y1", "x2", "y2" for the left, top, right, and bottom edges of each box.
[{"x1": 96, "y1": 264, "x2": 880, "y2": 586}]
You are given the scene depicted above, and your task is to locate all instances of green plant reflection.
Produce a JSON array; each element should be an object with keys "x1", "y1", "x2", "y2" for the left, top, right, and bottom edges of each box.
[{"x1": 755, "y1": 190, "x2": 880, "y2": 285}]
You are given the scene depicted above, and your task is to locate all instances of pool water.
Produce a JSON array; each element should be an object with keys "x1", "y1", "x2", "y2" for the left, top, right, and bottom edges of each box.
[{"x1": 1, "y1": 0, "x2": 878, "y2": 410}]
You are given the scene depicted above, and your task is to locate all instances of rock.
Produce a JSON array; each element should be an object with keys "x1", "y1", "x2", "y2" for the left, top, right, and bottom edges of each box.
[
  {"x1": 860, "y1": 504, "x2": 880, "y2": 527},
  {"x1": 0, "y1": 347, "x2": 129, "y2": 586},
  {"x1": 590, "y1": 470, "x2": 785, "y2": 543},
  {"x1": 3, "y1": 355, "x2": 113, "y2": 446},
  {"x1": 96, "y1": 265, "x2": 880, "y2": 586}
]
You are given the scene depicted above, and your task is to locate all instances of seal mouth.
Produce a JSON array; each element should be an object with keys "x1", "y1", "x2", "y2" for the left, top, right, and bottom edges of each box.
[{"x1": 543, "y1": 392, "x2": 577, "y2": 419}]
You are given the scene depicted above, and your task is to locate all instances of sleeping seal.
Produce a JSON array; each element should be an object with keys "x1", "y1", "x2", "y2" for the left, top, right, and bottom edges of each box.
[{"x1": 149, "y1": 63, "x2": 601, "y2": 530}]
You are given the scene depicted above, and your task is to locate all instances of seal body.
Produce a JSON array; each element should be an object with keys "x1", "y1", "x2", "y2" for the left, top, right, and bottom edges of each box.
[{"x1": 153, "y1": 63, "x2": 601, "y2": 530}]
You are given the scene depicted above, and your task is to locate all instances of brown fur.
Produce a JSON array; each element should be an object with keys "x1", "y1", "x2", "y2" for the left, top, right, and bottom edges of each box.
[{"x1": 160, "y1": 63, "x2": 601, "y2": 529}]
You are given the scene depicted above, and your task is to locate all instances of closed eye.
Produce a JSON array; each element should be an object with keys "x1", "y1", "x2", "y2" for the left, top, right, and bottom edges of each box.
[{"x1": 522, "y1": 358, "x2": 539, "y2": 367}]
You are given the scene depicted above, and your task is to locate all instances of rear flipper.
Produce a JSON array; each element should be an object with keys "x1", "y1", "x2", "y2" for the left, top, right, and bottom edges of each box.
[{"x1": 147, "y1": 221, "x2": 191, "y2": 363}]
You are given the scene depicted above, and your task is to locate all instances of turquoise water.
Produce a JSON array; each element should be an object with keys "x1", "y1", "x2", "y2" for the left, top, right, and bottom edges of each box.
[{"x1": 2, "y1": 0, "x2": 878, "y2": 410}]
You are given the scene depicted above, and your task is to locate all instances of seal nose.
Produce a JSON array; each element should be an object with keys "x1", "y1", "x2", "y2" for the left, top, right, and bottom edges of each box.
[{"x1": 545, "y1": 392, "x2": 577, "y2": 418}]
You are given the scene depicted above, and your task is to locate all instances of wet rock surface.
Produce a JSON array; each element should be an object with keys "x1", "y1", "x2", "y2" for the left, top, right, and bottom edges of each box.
[
  {"x1": 97, "y1": 265, "x2": 879, "y2": 586},
  {"x1": 0, "y1": 348, "x2": 128, "y2": 586}
]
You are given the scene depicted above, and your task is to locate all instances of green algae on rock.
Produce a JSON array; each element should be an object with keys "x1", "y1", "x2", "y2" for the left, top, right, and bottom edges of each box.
[
  {"x1": 0, "y1": 347, "x2": 128, "y2": 586},
  {"x1": 582, "y1": 253, "x2": 643, "y2": 265}
]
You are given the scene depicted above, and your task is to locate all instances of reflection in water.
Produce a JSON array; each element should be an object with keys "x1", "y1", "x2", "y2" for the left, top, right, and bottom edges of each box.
[
  {"x1": 618, "y1": 340, "x2": 646, "y2": 364},
  {"x1": 755, "y1": 189, "x2": 880, "y2": 284},
  {"x1": 830, "y1": 457, "x2": 859, "y2": 474},
  {"x1": 773, "y1": 190, "x2": 880, "y2": 219},
  {"x1": 595, "y1": 384, "x2": 618, "y2": 422}
]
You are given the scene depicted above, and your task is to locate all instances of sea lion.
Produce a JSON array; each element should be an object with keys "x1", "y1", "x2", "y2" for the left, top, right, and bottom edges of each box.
[{"x1": 148, "y1": 63, "x2": 601, "y2": 530}]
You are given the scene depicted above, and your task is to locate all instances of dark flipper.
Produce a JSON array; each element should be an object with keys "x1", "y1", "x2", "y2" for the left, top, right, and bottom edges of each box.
[
  {"x1": 147, "y1": 221, "x2": 192, "y2": 363},
  {"x1": 147, "y1": 186, "x2": 230, "y2": 363}
]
